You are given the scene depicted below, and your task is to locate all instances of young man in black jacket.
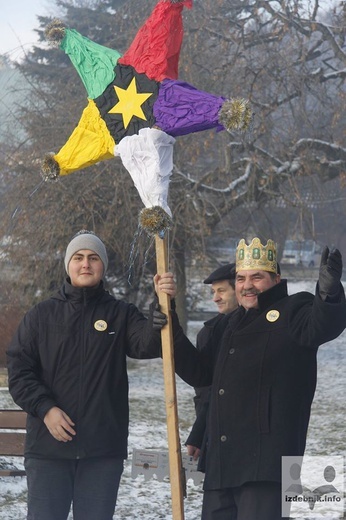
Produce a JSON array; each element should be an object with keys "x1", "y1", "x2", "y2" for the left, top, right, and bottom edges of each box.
[
  {"x1": 163, "y1": 237, "x2": 346, "y2": 520},
  {"x1": 7, "y1": 230, "x2": 175, "y2": 520}
]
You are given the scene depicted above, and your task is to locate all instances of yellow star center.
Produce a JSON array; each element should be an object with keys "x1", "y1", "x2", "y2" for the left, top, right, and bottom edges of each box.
[{"x1": 108, "y1": 77, "x2": 153, "y2": 129}]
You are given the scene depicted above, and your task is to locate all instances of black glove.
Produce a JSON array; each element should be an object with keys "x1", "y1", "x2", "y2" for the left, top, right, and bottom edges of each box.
[
  {"x1": 153, "y1": 302, "x2": 168, "y2": 331},
  {"x1": 318, "y1": 246, "x2": 343, "y2": 301}
]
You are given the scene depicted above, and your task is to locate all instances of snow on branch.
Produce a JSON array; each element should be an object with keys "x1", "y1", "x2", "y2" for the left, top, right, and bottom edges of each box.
[
  {"x1": 173, "y1": 160, "x2": 253, "y2": 194},
  {"x1": 306, "y1": 20, "x2": 346, "y2": 64},
  {"x1": 319, "y1": 68, "x2": 346, "y2": 82},
  {"x1": 293, "y1": 139, "x2": 346, "y2": 160}
]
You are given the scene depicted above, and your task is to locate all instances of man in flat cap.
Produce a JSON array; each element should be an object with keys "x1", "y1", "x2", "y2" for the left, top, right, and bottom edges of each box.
[
  {"x1": 186, "y1": 263, "x2": 237, "y2": 461},
  {"x1": 202, "y1": 263, "x2": 237, "y2": 316}
]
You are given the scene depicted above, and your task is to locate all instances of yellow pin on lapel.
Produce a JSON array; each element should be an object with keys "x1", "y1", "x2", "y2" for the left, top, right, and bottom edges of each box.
[
  {"x1": 94, "y1": 320, "x2": 108, "y2": 331},
  {"x1": 266, "y1": 310, "x2": 280, "y2": 322}
]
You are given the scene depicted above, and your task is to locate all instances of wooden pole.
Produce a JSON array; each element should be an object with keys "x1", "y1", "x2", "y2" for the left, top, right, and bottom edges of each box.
[{"x1": 155, "y1": 233, "x2": 185, "y2": 520}]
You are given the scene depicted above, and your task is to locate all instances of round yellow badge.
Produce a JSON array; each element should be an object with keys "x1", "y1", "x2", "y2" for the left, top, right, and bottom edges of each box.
[
  {"x1": 266, "y1": 310, "x2": 280, "y2": 322},
  {"x1": 94, "y1": 320, "x2": 108, "y2": 331}
]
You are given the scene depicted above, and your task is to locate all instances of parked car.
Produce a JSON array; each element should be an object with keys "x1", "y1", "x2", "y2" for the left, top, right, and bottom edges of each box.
[{"x1": 280, "y1": 239, "x2": 322, "y2": 267}]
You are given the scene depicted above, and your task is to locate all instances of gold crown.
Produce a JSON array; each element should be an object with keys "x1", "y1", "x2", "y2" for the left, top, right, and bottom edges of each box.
[{"x1": 236, "y1": 237, "x2": 277, "y2": 273}]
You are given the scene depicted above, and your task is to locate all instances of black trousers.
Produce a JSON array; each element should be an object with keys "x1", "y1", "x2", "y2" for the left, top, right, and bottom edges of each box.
[
  {"x1": 201, "y1": 481, "x2": 291, "y2": 520},
  {"x1": 25, "y1": 457, "x2": 124, "y2": 520}
]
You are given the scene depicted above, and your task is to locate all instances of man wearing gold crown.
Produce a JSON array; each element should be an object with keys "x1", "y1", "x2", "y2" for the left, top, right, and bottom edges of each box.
[{"x1": 158, "y1": 237, "x2": 346, "y2": 519}]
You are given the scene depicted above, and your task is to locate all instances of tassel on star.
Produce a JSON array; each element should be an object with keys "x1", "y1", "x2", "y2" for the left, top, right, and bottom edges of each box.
[
  {"x1": 45, "y1": 19, "x2": 67, "y2": 46},
  {"x1": 41, "y1": 155, "x2": 60, "y2": 182},
  {"x1": 218, "y1": 98, "x2": 253, "y2": 132},
  {"x1": 139, "y1": 206, "x2": 172, "y2": 236}
]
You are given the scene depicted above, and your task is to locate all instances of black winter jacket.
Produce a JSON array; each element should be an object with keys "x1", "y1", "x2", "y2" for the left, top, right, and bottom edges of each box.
[
  {"x1": 171, "y1": 280, "x2": 346, "y2": 490},
  {"x1": 193, "y1": 314, "x2": 224, "y2": 415},
  {"x1": 6, "y1": 280, "x2": 161, "y2": 460}
]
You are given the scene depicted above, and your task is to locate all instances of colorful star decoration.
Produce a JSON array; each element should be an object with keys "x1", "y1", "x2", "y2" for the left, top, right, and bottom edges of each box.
[{"x1": 42, "y1": 0, "x2": 251, "y2": 234}]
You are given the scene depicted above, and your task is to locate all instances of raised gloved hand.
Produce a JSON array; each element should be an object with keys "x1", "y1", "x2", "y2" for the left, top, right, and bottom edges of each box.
[
  {"x1": 318, "y1": 246, "x2": 343, "y2": 301},
  {"x1": 153, "y1": 302, "x2": 168, "y2": 330}
]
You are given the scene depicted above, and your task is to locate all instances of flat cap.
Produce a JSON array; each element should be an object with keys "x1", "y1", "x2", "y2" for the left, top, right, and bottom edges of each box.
[{"x1": 203, "y1": 263, "x2": 235, "y2": 284}]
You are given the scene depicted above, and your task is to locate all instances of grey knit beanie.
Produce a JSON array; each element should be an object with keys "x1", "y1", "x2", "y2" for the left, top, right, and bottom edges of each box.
[{"x1": 64, "y1": 230, "x2": 108, "y2": 275}]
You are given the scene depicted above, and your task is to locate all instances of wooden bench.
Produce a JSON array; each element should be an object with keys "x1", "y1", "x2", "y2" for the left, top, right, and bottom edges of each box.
[{"x1": 0, "y1": 409, "x2": 27, "y2": 476}]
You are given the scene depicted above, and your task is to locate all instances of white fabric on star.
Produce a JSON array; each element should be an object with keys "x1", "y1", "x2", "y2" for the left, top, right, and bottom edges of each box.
[{"x1": 115, "y1": 128, "x2": 175, "y2": 217}]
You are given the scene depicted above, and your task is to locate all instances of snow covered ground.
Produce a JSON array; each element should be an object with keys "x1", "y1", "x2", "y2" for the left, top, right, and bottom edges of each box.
[
  {"x1": 1, "y1": 280, "x2": 345, "y2": 519},
  {"x1": 0, "y1": 356, "x2": 202, "y2": 520}
]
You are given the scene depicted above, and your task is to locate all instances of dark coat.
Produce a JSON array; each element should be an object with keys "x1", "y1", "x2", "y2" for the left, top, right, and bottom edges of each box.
[
  {"x1": 6, "y1": 280, "x2": 160, "y2": 461},
  {"x1": 193, "y1": 313, "x2": 224, "y2": 415},
  {"x1": 172, "y1": 280, "x2": 346, "y2": 490}
]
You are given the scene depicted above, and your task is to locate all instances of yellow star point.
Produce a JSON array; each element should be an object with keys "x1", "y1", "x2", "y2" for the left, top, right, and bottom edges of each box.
[{"x1": 108, "y1": 77, "x2": 153, "y2": 129}]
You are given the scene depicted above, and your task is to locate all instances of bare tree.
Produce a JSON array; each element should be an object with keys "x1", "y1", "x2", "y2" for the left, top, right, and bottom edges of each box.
[{"x1": 0, "y1": 0, "x2": 345, "y2": 331}]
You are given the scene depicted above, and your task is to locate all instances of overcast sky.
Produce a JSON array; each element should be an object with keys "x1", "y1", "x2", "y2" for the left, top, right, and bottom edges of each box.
[{"x1": 1, "y1": 0, "x2": 52, "y2": 61}]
